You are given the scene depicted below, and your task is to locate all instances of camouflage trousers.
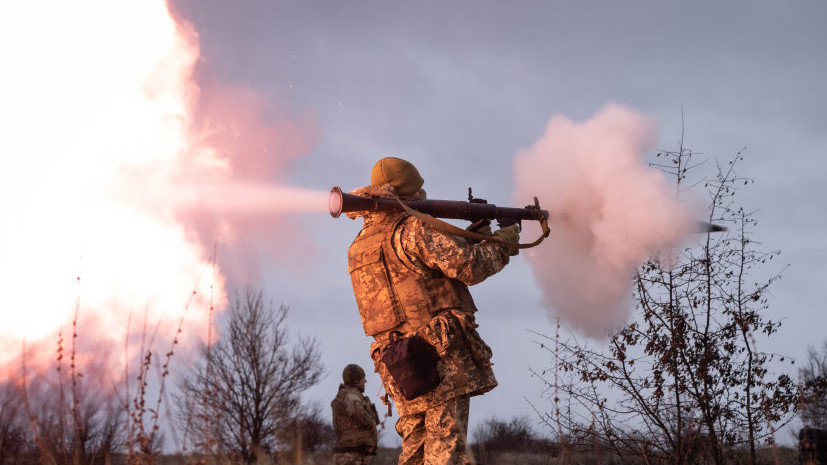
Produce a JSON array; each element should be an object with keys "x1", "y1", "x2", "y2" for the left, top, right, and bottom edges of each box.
[
  {"x1": 395, "y1": 395, "x2": 471, "y2": 465},
  {"x1": 334, "y1": 451, "x2": 371, "y2": 465}
]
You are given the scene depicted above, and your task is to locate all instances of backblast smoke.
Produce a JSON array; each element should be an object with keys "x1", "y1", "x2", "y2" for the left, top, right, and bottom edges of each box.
[
  {"x1": 0, "y1": 1, "x2": 326, "y2": 381},
  {"x1": 514, "y1": 104, "x2": 697, "y2": 338}
]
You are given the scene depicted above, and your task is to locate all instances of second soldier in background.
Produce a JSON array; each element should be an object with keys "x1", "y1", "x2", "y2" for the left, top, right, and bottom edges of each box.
[{"x1": 332, "y1": 363, "x2": 381, "y2": 465}]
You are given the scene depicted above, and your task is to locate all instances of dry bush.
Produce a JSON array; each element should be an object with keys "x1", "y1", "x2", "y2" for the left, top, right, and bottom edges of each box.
[
  {"x1": 800, "y1": 342, "x2": 827, "y2": 429},
  {"x1": 534, "y1": 146, "x2": 797, "y2": 465},
  {"x1": 0, "y1": 382, "x2": 26, "y2": 464},
  {"x1": 471, "y1": 415, "x2": 559, "y2": 465},
  {"x1": 20, "y1": 320, "x2": 125, "y2": 465},
  {"x1": 276, "y1": 402, "x2": 335, "y2": 464}
]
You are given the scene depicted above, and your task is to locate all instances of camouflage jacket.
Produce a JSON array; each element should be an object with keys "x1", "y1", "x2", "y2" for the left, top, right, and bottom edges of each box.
[
  {"x1": 331, "y1": 384, "x2": 380, "y2": 451},
  {"x1": 349, "y1": 207, "x2": 510, "y2": 416}
]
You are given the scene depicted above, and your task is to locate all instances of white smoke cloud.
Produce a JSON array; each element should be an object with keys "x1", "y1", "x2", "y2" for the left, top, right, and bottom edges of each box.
[{"x1": 514, "y1": 103, "x2": 694, "y2": 338}]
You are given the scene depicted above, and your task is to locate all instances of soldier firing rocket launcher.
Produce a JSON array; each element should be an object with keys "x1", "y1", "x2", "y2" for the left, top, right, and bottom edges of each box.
[{"x1": 329, "y1": 186, "x2": 552, "y2": 249}]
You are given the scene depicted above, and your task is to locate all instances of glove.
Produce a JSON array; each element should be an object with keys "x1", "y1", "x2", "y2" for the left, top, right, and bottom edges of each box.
[
  {"x1": 493, "y1": 224, "x2": 520, "y2": 256},
  {"x1": 465, "y1": 219, "x2": 492, "y2": 236}
]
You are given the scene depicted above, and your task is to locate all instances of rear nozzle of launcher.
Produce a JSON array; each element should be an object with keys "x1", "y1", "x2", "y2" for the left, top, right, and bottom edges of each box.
[
  {"x1": 329, "y1": 186, "x2": 344, "y2": 218},
  {"x1": 330, "y1": 186, "x2": 379, "y2": 218}
]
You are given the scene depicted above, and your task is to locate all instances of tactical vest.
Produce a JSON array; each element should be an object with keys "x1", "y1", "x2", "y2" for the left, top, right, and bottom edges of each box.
[{"x1": 348, "y1": 213, "x2": 477, "y2": 337}]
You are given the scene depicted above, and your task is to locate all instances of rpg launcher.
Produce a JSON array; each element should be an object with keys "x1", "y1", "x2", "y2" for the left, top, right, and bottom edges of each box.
[{"x1": 329, "y1": 186, "x2": 551, "y2": 249}]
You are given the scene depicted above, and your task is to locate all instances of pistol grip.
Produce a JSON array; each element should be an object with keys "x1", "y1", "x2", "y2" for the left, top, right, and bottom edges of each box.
[{"x1": 496, "y1": 217, "x2": 522, "y2": 231}]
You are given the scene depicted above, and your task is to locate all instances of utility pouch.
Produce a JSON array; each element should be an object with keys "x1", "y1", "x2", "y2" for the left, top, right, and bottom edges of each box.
[{"x1": 381, "y1": 333, "x2": 440, "y2": 400}]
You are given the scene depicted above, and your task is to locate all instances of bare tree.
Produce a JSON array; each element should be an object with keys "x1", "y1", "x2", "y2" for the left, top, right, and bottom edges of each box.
[
  {"x1": 177, "y1": 288, "x2": 324, "y2": 464},
  {"x1": 533, "y1": 144, "x2": 797, "y2": 465},
  {"x1": 800, "y1": 341, "x2": 827, "y2": 429}
]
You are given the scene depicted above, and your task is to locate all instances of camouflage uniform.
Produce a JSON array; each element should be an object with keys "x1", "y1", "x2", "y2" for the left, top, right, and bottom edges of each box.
[
  {"x1": 331, "y1": 383, "x2": 380, "y2": 465},
  {"x1": 348, "y1": 204, "x2": 511, "y2": 465}
]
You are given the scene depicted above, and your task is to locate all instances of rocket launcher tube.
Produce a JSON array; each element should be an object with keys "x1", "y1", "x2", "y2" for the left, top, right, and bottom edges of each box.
[
  {"x1": 329, "y1": 186, "x2": 726, "y2": 243},
  {"x1": 328, "y1": 186, "x2": 550, "y2": 226},
  {"x1": 329, "y1": 186, "x2": 552, "y2": 250}
]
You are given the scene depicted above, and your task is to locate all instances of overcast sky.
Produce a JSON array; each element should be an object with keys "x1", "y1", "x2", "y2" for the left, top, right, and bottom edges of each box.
[{"x1": 168, "y1": 0, "x2": 826, "y2": 444}]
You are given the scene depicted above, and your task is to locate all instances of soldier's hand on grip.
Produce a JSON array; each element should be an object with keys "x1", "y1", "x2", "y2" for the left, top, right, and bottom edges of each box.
[
  {"x1": 493, "y1": 224, "x2": 520, "y2": 256},
  {"x1": 466, "y1": 219, "x2": 492, "y2": 236}
]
